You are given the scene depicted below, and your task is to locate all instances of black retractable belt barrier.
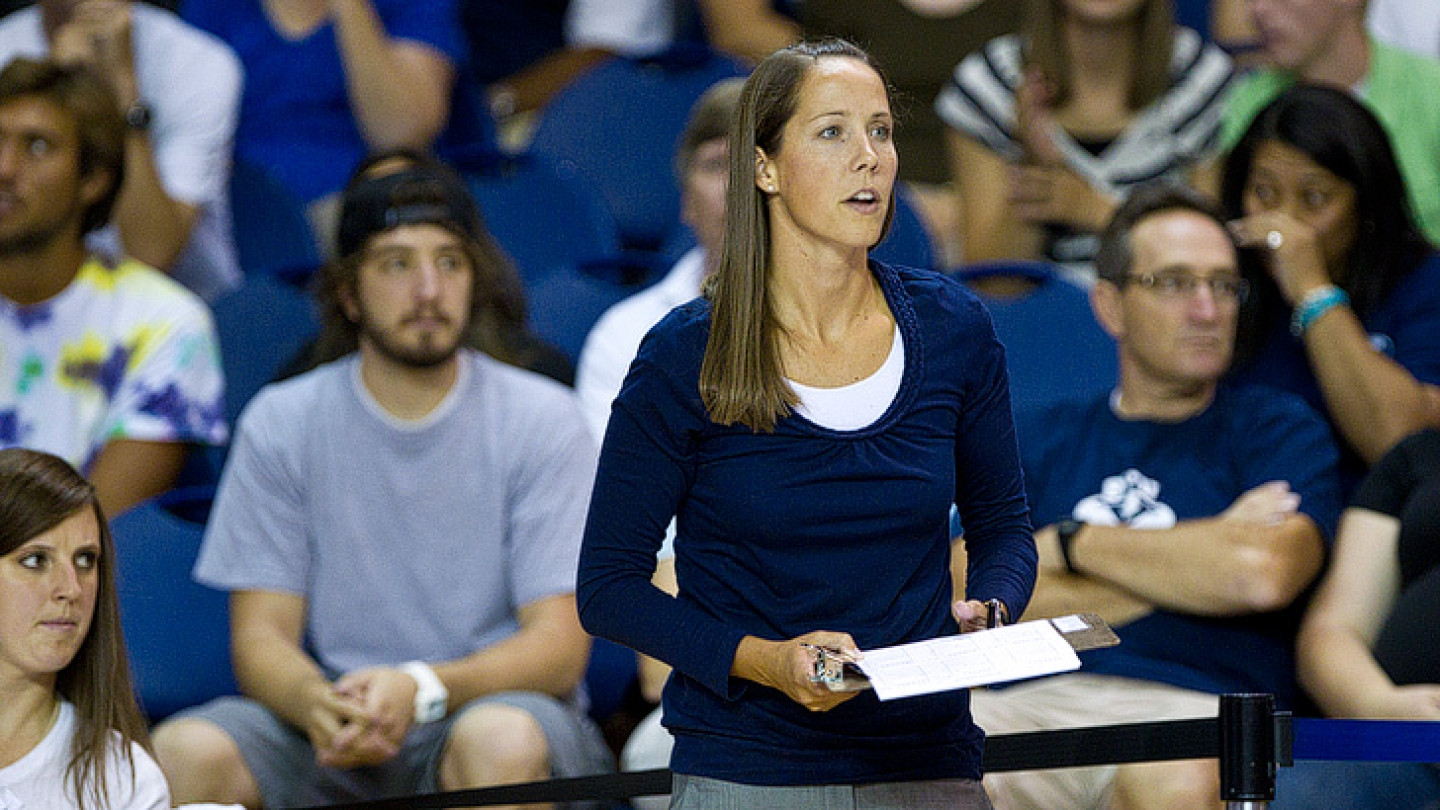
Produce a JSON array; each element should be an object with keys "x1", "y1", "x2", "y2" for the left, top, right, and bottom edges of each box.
[
  {"x1": 300, "y1": 694, "x2": 1375, "y2": 810},
  {"x1": 1219, "y1": 693, "x2": 1278, "y2": 808}
]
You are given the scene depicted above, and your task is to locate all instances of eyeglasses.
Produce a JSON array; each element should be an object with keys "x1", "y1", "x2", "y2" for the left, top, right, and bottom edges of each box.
[{"x1": 1123, "y1": 272, "x2": 1250, "y2": 304}]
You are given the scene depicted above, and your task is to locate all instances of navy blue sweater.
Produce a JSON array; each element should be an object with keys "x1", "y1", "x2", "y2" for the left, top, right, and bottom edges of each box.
[{"x1": 577, "y1": 262, "x2": 1036, "y2": 785}]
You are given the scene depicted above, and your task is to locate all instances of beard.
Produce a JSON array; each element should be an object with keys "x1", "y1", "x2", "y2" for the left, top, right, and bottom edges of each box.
[{"x1": 356, "y1": 310, "x2": 467, "y2": 369}]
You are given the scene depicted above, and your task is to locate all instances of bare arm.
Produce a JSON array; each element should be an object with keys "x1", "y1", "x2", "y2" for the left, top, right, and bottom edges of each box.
[
  {"x1": 1019, "y1": 524, "x2": 1154, "y2": 625},
  {"x1": 694, "y1": 0, "x2": 799, "y2": 63},
  {"x1": 51, "y1": 1, "x2": 197, "y2": 272},
  {"x1": 947, "y1": 129, "x2": 1042, "y2": 263},
  {"x1": 1066, "y1": 482, "x2": 1326, "y2": 616},
  {"x1": 327, "y1": 0, "x2": 455, "y2": 149},
  {"x1": 1298, "y1": 508, "x2": 1440, "y2": 719},
  {"x1": 1232, "y1": 213, "x2": 1440, "y2": 462},
  {"x1": 87, "y1": 439, "x2": 187, "y2": 516},
  {"x1": 435, "y1": 593, "x2": 591, "y2": 703},
  {"x1": 1301, "y1": 309, "x2": 1440, "y2": 463},
  {"x1": 495, "y1": 46, "x2": 613, "y2": 116}
]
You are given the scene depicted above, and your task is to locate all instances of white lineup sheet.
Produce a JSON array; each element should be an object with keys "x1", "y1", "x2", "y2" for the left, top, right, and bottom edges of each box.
[{"x1": 857, "y1": 620, "x2": 1083, "y2": 701}]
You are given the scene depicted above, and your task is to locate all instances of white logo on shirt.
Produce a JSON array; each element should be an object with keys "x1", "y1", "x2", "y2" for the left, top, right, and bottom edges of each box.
[{"x1": 1072, "y1": 468, "x2": 1177, "y2": 529}]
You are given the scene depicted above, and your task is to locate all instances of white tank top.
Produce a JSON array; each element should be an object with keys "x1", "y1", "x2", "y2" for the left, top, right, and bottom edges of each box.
[{"x1": 788, "y1": 326, "x2": 904, "y2": 431}]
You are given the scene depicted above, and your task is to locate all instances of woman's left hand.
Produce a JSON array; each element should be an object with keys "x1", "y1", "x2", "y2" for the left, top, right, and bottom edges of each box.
[
  {"x1": 953, "y1": 599, "x2": 1004, "y2": 633},
  {"x1": 1229, "y1": 212, "x2": 1333, "y2": 306}
]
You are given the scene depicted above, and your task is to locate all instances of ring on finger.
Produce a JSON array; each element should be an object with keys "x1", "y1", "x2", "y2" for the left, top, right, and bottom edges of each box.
[{"x1": 1265, "y1": 230, "x2": 1284, "y2": 250}]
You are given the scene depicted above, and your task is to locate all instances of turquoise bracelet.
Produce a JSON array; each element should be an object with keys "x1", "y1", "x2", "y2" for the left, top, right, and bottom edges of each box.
[{"x1": 1290, "y1": 286, "x2": 1349, "y2": 336}]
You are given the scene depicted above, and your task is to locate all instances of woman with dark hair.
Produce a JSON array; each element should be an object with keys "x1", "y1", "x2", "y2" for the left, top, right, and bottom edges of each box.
[
  {"x1": 1224, "y1": 84, "x2": 1440, "y2": 488},
  {"x1": 935, "y1": 0, "x2": 1233, "y2": 276},
  {"x1": 0, "y1": 448, "x2": 168, "y2": 809},
  {"x1": 577, "y1": 38, "x2": 1035, "y2": 808},
  {"x1": 1272, "y1": 428, "x2": 1440, "y2": 809}
]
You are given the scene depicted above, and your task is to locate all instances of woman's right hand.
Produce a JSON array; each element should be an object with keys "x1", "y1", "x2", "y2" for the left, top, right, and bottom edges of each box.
[{"x1": 731, "y1": 631, "x2": 863, "y2": 712}]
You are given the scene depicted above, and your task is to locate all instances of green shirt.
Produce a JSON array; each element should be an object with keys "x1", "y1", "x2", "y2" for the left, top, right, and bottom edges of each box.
[{"x1": 1222, "y1": 38, "x2": 1440, "y2": 244}]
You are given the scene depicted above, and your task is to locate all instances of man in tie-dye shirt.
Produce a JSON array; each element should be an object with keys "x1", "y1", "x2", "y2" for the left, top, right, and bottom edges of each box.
[{"x1": 0, "y1": 57, "x2": 224, "y2": 515}]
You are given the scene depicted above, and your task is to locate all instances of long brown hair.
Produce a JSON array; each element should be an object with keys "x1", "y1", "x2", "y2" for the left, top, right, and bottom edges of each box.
[
  {"x1": 312, "y1": 151, "x2": 543, "y2": 371},
  {"x1": 1023, "y1": 0, "x2": 1175, "y2": 111},
  {"x1": 700, "y1": 39, "x2": 895, "y2": 432},
  {"x1": 0, "y1": 448, "x2": 149, "y2": 810}
]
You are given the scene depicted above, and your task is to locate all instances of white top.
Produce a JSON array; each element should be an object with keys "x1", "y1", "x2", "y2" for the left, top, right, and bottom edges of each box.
[
  {"x1": 0, "y1": 701, "x2": 170, "y2": 810},
  {"x1": 564, "y1": 0, "x2": 674, "y2": 56},
  {"x1": 575, "y1": 246, "x2": 707, "y2": 442},
  {"x1": 1368, "y1": 0, "x2": 1440, "y2": 60},
  {"x1": 789, "y1": 326, "x2": 905, "y2": 432},
  {"x1": 0, "y1": 5, "x2": 243, "y2": 301}
]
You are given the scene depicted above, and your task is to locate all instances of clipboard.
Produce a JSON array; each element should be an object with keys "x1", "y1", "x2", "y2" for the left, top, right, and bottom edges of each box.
[
  {"x1": 819, "y1": 613, "x2": 1120, "y2": 700},
  {"x1": 1048, "y1": 612, "x2": 1120, "y2": 652}
]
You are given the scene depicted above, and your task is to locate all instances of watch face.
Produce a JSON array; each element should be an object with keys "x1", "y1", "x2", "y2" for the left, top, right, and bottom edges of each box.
[{"x1": 125, "y1": 103, "x2": 152, "y2": 130}]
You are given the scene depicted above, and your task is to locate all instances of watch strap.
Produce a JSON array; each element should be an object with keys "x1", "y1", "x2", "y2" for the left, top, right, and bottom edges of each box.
[
  {"x1": 1056, "y1": 519, "x2": 1085, "y2": 574},
  {"x1": 399, "y1": 661, "x2": 448, "y2": 724}
]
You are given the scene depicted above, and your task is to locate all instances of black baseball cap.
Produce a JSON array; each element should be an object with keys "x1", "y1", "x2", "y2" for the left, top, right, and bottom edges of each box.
[{"x1": 335, "y1": 163, "x2": 482, "y2": 259}]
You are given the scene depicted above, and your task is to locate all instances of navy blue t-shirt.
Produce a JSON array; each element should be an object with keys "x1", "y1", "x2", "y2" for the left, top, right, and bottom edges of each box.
[
  {"x1": 577, "y1": 262, "x2": 1036, "y2": 784},
  {"x1": 1230, "y1": 253, "x2": 1440, "y2": 494},
  {"x1": 1018, "y1": 385, "x2": 1342, "y2": 707}
]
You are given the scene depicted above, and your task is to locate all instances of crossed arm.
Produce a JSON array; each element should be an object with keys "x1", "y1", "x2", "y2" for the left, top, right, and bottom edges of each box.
[
  {"x1": 1022, "y1": 482, "x2": 1326, "y2": 624},
  {"x1": 231, "y1": 588, "x2": 589, "y2": 769}
]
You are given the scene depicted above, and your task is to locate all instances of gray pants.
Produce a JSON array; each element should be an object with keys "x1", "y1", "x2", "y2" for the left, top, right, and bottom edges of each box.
[
  {"x1": 670, "y1": 773, "x2": 994, "y2": 809},
  {"x1": 178, "y1": 690, "x2": 613, "y2": 808}
]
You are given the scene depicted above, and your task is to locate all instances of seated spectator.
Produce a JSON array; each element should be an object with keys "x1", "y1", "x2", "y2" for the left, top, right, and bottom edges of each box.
[
  {"x1": 1273, "y1": 429, "x2": 1440, "y2": 809},
  {"x1": 151, "y1": 159, "x2": 612, "y2": 808},
  {"x1": 1224, "y1": 85, "x2": 1440, "y2": 491},
  {"x1": 181, "y1": 0, "x2": 463, "y2": 253},
  {"x1": 969, "y1": 183, "x2": 1342, "y2": 809},
  {"x1": 0, "y1": 0, "x2": 243, "y2": 301},
  {"x1": 281, "y1": 147, "x2": 573, "y2": 386},
  {"x1": 0, "y1": 447, "x2": 168, "y2": 808},
  {"x1": 1367, "y1": 0, "x2": 1440, "y2": 60},
  {"x1": 0, "y1": 57, "x2": 226, "y2": 517},
  {"x1": 574, "y1": 77, "x2": 740, "y2": 440},
  {"x1": 936, "y1": 0, "x2": 1232, "y2": 279},
  {"x1": 1221, "y1": 0, "x2": 1440, "y2": 243}
]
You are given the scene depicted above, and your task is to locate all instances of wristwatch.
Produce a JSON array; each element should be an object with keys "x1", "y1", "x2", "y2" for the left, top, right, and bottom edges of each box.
[
  {"x1": 399, "y1": 661, "x2": 449, "y2": 724},
  {"x1": 124, "y1": 101, "x2": 152, "y2": 132},
  {"x1": 1055, "y1": 518, "x2": 1086, "y2": 574}
]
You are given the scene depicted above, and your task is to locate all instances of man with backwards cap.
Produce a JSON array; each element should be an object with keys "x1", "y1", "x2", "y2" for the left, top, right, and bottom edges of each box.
[{"x1": 150, "y1": 161, "x2": 614, "y2": 809}]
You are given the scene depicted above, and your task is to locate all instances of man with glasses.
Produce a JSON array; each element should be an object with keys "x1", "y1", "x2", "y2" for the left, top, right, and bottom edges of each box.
[{"x1": 966, "y1": 183, "x2": 1345, "y2": 810}]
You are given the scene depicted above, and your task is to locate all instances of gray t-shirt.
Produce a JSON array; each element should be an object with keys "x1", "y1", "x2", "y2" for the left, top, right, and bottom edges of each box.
[{"x1": 196, "y1": 350, "x2": 597, "y2": 678}]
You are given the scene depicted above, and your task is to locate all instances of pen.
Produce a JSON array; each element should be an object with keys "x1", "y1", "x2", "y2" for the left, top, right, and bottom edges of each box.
[
  {"x1": 799, "y1": 643, "x2": 859, "y2": 663},
  {"x1": 985, "y1": 599, "x2": 1005, "y2": 630}
]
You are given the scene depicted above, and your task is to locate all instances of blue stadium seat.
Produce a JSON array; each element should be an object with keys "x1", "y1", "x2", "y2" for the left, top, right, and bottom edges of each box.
[
  {"x1": 872, "y1": 187, "x2": 937, "y2": 271},
  {"x1": 527, "y1": 251, "x2": 670, "y2": 363},
  {"x1": 112, "y1": 486, "x2": 235, "y2": 722},
  {"x1": 211, "y1": 274, "x2": 321, "y2": 428},
  {"x1": 460, "y1": 151, "x2": 621, "y2": 297},
  {"x1": 529, "y1": 43, "x2": 749, "y2": 252},
  {"x1": 951, "y1": 261, "x2": 1117, "y2": 418},
  {"x1": 229, "y1": 158, "x2": 321, "y2": 282}
]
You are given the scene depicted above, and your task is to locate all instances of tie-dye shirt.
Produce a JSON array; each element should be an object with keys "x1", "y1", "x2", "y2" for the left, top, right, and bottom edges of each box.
[{"x1": 0, "y1": 257, "x2": 227, "y2": 471}]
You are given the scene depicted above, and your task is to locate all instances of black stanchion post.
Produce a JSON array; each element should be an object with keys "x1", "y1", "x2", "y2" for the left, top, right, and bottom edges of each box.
[{"x1": 1220, "y1": 693, "x2": 1276, "y2": 809}]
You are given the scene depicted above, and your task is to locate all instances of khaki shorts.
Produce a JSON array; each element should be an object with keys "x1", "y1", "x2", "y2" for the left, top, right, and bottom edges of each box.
[{"x1": 970, "y1": 674, "x2": 1219, "y2": 810}]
